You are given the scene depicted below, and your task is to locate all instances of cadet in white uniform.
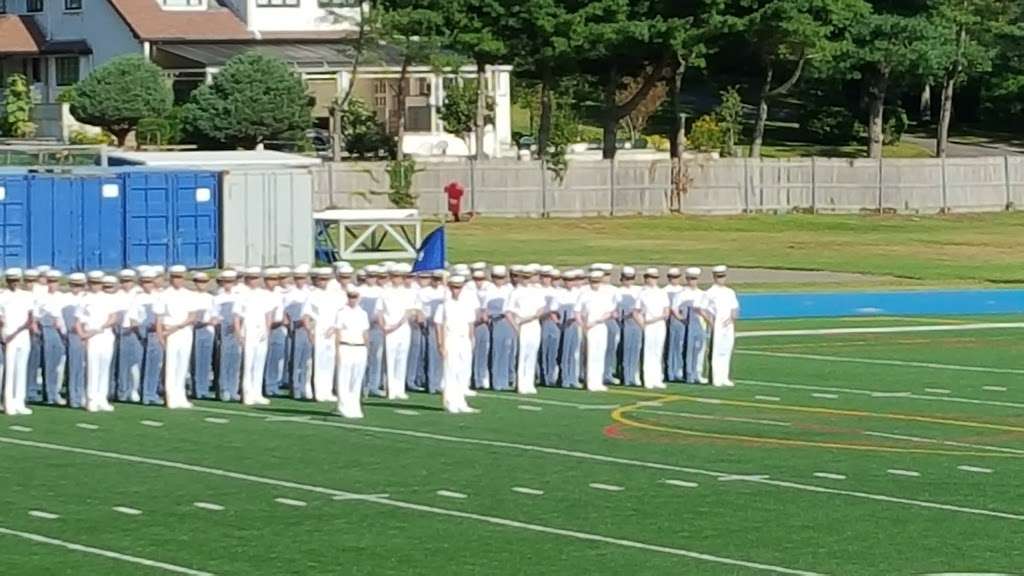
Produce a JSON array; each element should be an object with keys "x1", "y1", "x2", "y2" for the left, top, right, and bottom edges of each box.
[
  {"x1": 303, "y1": 269, "x2": 340, "y2": 402},
  {"x1": 191, "y1": 272, "x2": 218, "y2": 400},
  {"x1": 575, "y1": 271, "x2": 616, "y2": 392},
  {"x1": 435, "y1": 275, "x2": 478, "y2": 414},
  {"x1": 37, "y1": 270, "x2": 68, "y2": 405},
  {"x1": 236, "y1": 268, "x2": 275, "y2": 405},
  {"x1": 676, "y1": 267, "x2": 711, "y2": 384},
  {"x1": 334, "y1": 286, "x2": 369, "y2": 418},
  {"x1": 158, "y1": 266, "x2": 197, "y2": 409},
  {"x1": 380, "y1": 263, "x2": 415, "y2": 400},
  {"x1": 506, "y1": 265, "x2": 547, "y2": 395},
  {"x1": 706, "y1": 265, "x2": 740, "y2": 387},
  {"x1": 214, "y1": 270, "x2": 243, "y2": 402},
  {"x1": 634, "y1": 268, "x2": 670, "y2": 389},
  {"x1": 77, "y1": 275, "x2": 118, "y2": 413},
  {"x1": 2, "y1": 269, "x2": 36, "y2": 415}
]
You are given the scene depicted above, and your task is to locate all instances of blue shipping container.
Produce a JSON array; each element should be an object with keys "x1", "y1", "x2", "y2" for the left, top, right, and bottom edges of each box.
[
  {"x1": 0, "y1": 173, "x2": 29, "y2": 268},
  {"x1": 122, "y1": 171, "x2": 219, "y2": 269},
  {"x1": 27, "y1": 174, "x2": 124, "y2": 271}
]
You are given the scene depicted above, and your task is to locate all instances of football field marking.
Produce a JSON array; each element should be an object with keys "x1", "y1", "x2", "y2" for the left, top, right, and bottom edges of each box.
[
  {"x1": 189, "y1": 407, "x2": 1024, "y2": 521},
  {"x1": 740, "y1": 379, "x2": 1024, "y2": 411},
  {"x1": 637, "y1": 408, "x2": 791, "y2": 427},
  {"x1": 9, "y1": 425, "x2": 32, "y2": 432},
  {"x1": 203, "y1": 418, "x2": 230, "y2": 424},
  {"x1": 0, "y1": 435, "x2": 819, "y2": 575},
  {"x1": 193, "y1": 502, "x2": 225, "y2": 511},
  {"x1": 738, "y1": 350, "x2": 1023, "y2": 375},
  {"x1": 863, "y1": 431, "x2": 1024, "y2": 456},
  {"x1": 662, "y1": 479, "x2": 699, "y2": 488},
  {"x1": 517, "y1": 405, "x2": 543, "y2": 412},
  {"x1": 589, "y1": 483, "x2": 624, "y2": 492},
  {"x1": 0, "y1": 526, "x2": 215, "y2": 575},
  {"x1": 738, "y1": 322, "x2": 1024, "y2": 338},
  {"x1": 812, "y1": 473, "x2": 846, "y2": 481},
  {"x1": 957, "y1": 466, "x2": 994, "y2": 474},
  {"x1": 436, "y1": 490, "x2": 468, "y2": 499},
  {"x1": 28, "y1": 511, "x2": 60, "y2": 520},
  {"x1": 982, "y1": 386, "x2": 1007, "y2": 392},
  {"x1": 755, "y1": 395, "x2": 781, "y2": 402},
  {"x1": 274, "y1": 498, "x2": 307, "y2": 507},
  {"x1": 810, "y1": 393, "x2": 838, "y2": 399},
  {"x1": 113, "y1": 506, "x2": 142, "y2": 516},
  {"x1": 393, "y1": 409, "x2": 420, "y2": 416},
  {"x1": 512, "y1": 487, "x2": 545, "y2": 495},
  {"x1": 76, "y1": 423, "x2": 99, "y2": 430},
  {"x1": 925, "y1": 388, "x2": 951, "y2": 394},
  {"x1": 140, "y1": 420, "x2": 164, "y2": 428},
  {"x1": 887, "y1": 469, "x2": 921, "y2": 478}
]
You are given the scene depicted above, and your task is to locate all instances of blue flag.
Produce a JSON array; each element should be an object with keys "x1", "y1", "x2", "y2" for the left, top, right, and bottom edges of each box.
[{"x1": 413, "y1": 227, "x2": 446, "y2": 272}]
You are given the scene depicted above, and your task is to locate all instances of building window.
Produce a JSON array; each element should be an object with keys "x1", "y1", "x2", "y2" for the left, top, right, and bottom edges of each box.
[
  {"x1": 318, "y1": 0, "x2": 359, "y2": 7},
  {"x1": 64, "y1": 0, "x2": 81, "y2": 10},
  {"x1": 0, "y1": 0, "x2": 7, "y2": 14},
  {"x1": 55, "y1": 56, "x2": 79, "y2": 87},
  {"x1": 255, "y1": 0, "x2": 299, "y2": 6},
  {"x1": 161, "y1": 0, "x2": 202, "y2": 6},
  {"x1": 26, "y1": 0, "x2": 43, "y2": 13}
]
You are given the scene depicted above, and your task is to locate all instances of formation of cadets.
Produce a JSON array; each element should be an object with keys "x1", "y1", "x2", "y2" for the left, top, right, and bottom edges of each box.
[{"x1": 0, "y1": 261, "x2": 739, "y2": 418}]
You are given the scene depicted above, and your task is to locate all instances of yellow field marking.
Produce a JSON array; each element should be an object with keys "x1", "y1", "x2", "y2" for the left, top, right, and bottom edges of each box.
[{"x1": 606, "y1": 390, "x2": 1024, "y2": 458}]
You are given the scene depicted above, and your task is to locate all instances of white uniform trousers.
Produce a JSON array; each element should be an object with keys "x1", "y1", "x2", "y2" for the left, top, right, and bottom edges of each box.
[
  {"x1": 384, "y1": 323, "x2": 411, "y2": 400},
  {"x1": 642, "y1": 321, "x2": 667, "y2": 389},
  {"x1": 312, "y1": 331, "x2": 337, "y2": 402},
  {"x1": 335, "y1": 344, "x2": 367, "y2": 418},
  {"x1": 516, "y1": 321, "x2": 540, "y2": 394},
  {"x1": 85, "y1": 331, "x2": 115, "y2": 411},
  {"x1": 3, "y1": 332, "x2": 31, "y2": 414},
  {"x1": 241, "y1": 332, "x2": 269, "y2": 405},
  {"x1": 442, "y1": 337, "x2": 472, "y2": 413},
  {"x1": 584, "y1": 323, "x2": 608, "y2": 392},
  {"x1": 711, "y1": 323, "x2": 735, "y2": 386},
  {"x1": 164, "y1": 329, "x2": 193, "y2": 409}
]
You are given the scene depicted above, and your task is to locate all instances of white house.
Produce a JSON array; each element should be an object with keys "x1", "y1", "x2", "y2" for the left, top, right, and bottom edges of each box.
[{"x1": 0, "y1": 0, "x2": 513, "y2": 156}]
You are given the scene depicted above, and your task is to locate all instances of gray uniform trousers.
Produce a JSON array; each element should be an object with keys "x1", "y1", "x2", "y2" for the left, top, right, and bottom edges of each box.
[
  {"x1": 684, "y1": 306, "x2": 708, "y2": 384},
  {"x1": 539, "y1": 314, "x2": 561, "y2": 386},
  {"x1": 472, "y1": 319, "x2": 491, "y2": 390},
  {"x1": 363, "y1": 323, "x2": 385, "y2": 397},
  {"x1": 619, "y1": 295, "x2": 642, "y2": 386},
  {"x1": 666, "y1": 313, "x2": 686, "y2": 382},
  {"x1": 490, "y1": 315, "x2": 516, "y2": 391},
  {"x1": 559, "y1": 305, "x2": 582, "y2": 389},
  {"x1": 425, "y1": 320, "x2": 443, "y2": 394},
  {"x1": 41, "y1": 324, "x2": 66, "y2": 404},
  {"x1": 61, "y1": 304, "x2": 85, "y2": 408},
  {"x1": 406, "y1": 319, "x2": 426, "y2": 391}
]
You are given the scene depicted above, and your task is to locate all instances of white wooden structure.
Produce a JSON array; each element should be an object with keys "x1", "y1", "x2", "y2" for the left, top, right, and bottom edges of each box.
[{"x1": 313, "y1": 209, "x2": 422, "y2": 261}]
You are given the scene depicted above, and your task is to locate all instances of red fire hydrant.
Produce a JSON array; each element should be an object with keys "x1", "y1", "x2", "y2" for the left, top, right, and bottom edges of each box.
[{"x1": 444, "y1": 181, "x2": 465, "y2": 222}]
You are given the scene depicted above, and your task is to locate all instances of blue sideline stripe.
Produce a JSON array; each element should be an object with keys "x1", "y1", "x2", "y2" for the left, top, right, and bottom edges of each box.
[{"x1": 740, "y1": 290, "x2": 1024, "y2": 319}]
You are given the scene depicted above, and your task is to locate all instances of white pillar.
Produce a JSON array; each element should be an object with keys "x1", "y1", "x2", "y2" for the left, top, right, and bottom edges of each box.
[
  {"x1": 45, "y1": 56, "x2": 56, "y2": 103},
  {"x1": 492, "y1": 67, "x2": 513, "y2": 159},
  {"x1": 430, "y1": 73, "x2": 444, "y2": 133}
]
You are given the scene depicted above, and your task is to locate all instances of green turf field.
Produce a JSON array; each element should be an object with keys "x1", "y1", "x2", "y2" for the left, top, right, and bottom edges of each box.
[{"x1": 1, "y1": 316, "x2": 1021, "y2": 575}]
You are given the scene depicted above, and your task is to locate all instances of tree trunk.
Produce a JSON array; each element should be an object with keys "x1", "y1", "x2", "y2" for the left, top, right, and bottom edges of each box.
[
  {"x1": 395, "y1": 56, "x2": 410, "y2": 161},
  {"x1": 919, "y1": 84, "x2": 932, "y2": 123},
  {"x1": 669, "y1": 58, "x2": 686, "y2": 160},
  {"x1": 601, "y1": 68, "x2": 620, "y2": 160},
  {"x1": 333, "y1": 0, "x2": 368, "y2": 161},
  {"x1": 749, "y1": 64, "x2": 773, "y2": 159},
  {"x1": 867, "y1": 68, "x2": 889, "y2": 159},
  {"x1": 475, "y1": 61, "x2": 487, "y2": 159},
  {"x1": 937, "y1": 25, "x2": 967, "y2": 158},
  {"x1": 538, "y1": 64, "x2": 554, "y2": 157}
]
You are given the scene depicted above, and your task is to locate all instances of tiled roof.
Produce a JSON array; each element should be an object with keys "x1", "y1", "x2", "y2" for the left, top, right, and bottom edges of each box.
[
  {"x1": 0, "y1": 15, "x2": 44, "y2": 55},
  {"x1": 106, "y1": 0, "x2": 253, "y2": 41}
]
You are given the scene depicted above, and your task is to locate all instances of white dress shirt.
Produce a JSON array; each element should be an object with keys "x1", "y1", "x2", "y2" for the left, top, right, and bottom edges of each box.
[
  {"x1": 2, "y1": 289, "x2": 36, "y2": 338},
  {"x1": 575, "y1": 286, "x2": 617, "y2": 325},
  {"x1": 158, "y1": 287, "x2": 197, "y2": 328},
  {"x1": 505, "y1": 285, "x2": 549, "y2": 323},
  {"x1": 335, "y1": 303, "x2": 370, "y2": 345},
  {"x1": 705, "y1": 284, "x2": 740, "y2": 327},
  {"x1": 635, "y1": 286, "x2": 671, "y2": 323},
  {"x1": 35, "y1": 291, "x2": 67, "y2": 332},
  {"x1": 434, "y1": 296, "x2": 478, "y2": 341},
  {"x1": 380, "y1": 285, "x2": 417, "y2": 328},
  {"x1": 236, "y1": 289, "x2": 278, "y2": 337},
  {"x1": 76, "y1": 292, "x2": 117, "y2": 334},
  {"x1": 302, "y1": 288, "x2": 341, "y2": 336}
]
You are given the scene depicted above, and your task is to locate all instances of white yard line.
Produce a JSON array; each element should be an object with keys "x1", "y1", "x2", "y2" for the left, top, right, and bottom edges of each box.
[
  {"x1": 740, "y1": 379, "x2": 1024, "y2": 411},
  {"x1": 719, "y1": 475, "x2": 771, "y2": 482},
  {"x1": 140, "y1": 421, "x2": 164, "y2": 428},
  {"x1": 75, "y1": 423, "x2": 99, "y2": 430},
  {"x1": 0, "y1": 434, "x2": 821, "y2": 574},
  {"x1": 436, "y1": 490, "x2": 468, "y2": 499},
  {"x1": 924, "y1": 388, "x2": 951, "y2": 394},
  {"x1": 9, "y1": 425, "x2": 32, "y2": 432},
  {"x1": 810, "y1": 393, "x2": 838, "y2": 399},
  {"x1": 28, "y1": 511, "x2": 60, "y2": 520},
  {"x1": 863, "y1": 431, "x2": 1024, "y2": 456},
  {"x1": 193, "y1": 502, "x2": 225, "y2": 511},
  {"x1": 638, "y1": 409, "x2": 791, "y2": 427},
  {"x1": 661, "y1": 479, "x2": 699, "y2": 488},
  {"x1": 957, "y1": 466, "x2": 994, "y2": 474},
  {"x1": 188, "y1": 407, "x2": 1024, "y2": 522},
  {"x1": 512, "y1": 487, "x2": 545, "y2": 496},
  {"x1": 887, "y1": 469, "x2": 921, "y2": 478},
  {"x1": 393, "y1": 409, "x2": 420, "y2": 416},
  {"x1": 738, "y1": 322, "x2": 1024, "y2": 338},
  {"x1": 113, "y1": 506, "x2": 142, "y2": 516},
  {"x1": 517, "y1": 405, "x2": 543, "y2": 412},
  {"x1": 870, "y1": 392, "x2": 912, "y2": 398},
  {"x1": 274, "y1": 498, "x2": 307, "y2": 507},
  {"x1": 479, "y1": 392, "x2": 620, "y2": 410},
  {"x1": 588, "y1": 483, "x2": 625, "y2": 492},
  {"x1": 754, "y1": 396, "x2": 781, "y2": 402},
  {"x1": 0, "y1": 526, "x2": 215, "y2": 575},
  {"x1": 812, "y1": 473, "x2": 846, "y2": 481},
  {"x1": 203, "y1": 418, "x2": 229, "y2": 424},
  {"x1": 738, "y1": 350, "x2": 1024, "y2": 375},
  {"x1": 982, "y1": 386, "x2": 1008, "y2": 392}
]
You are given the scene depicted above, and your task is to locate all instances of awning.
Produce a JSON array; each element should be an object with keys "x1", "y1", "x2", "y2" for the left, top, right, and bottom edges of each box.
[{"x1": 156, "y1": 42, "x2": 405, "y2": 70}]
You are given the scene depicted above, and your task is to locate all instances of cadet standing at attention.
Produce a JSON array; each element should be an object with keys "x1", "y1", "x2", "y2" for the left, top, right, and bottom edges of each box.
[
  {"x1": 115, "y1": 270, "x2": 143, "y2": 403},
  {"x1": 3, "y1": 269, "x2": 36, "y2": 415},
  {"x1": 334, "y1": 286, "x2": 369, "y2": 418},
  {"x1": 676, "y1": 267, "x2": 711, "y2": 384},
  {"x1": 37, "y1": 270, "x2": 67, "y2": 405},
  {"x1": 25, "y1": 268, "x2": 45, "y2": 403},
  {"x1": 286, "y1": 266, "x2": 312, "y2": 400},
  {"x1": 576, "y1": 270, "x2": 615, "y2": 392},
  {"x1": 78, "y1": 275, "x2": 118, "y2": 413},
  {"x1": 485, "y1": 265, "x2": 515, "y2": 391},
  {"x1": 63, "y1": 274, "x2": 88, "y2": 409},
  {"x1": 158, "y1": 266, "x2": 196, "y2": 410},
  {"x1": 263, "y1": 269, "x2": 290, "y2": 398},
  {"x1": 191, "y1": 272, "x2": 218, "y2": 400},
  {"x1": 558, "y1": 269, "x2": 584, "y2": 389},
  {"x1": 381, "y1": 263, "x2": 415, "y2": 400},
  {"x1": 136, "y1": 269, "x2": 165, "y2": 406},
  {"x1": 506, "y1": 264, "x2": 546, "y2": 395},
  {"x1": 706, "y1": 265, "x2": 740, "y2": 387},
  {"x1": 303, "y1": 268, "x2": 340, "y2": 402},
  {"x1": 635, "y1": 268, "x2": 670, "y2": 389},
  {"x1": 468, "y1": 267, "x2": 492, "y2": 391},
  {"x1": 435, "y1": 275, "x2": 478, "y2": 414},
  {"x1": 617, "y1": 267, "x2": 643, "y2": 387},
  {"x1": 538, "y1": 267, "x2": 561, "y2": 387},
  {"x1": 214, "y1": 270, "x2": 242, "y2": 402},
  {"x1": 359, "y1": 266, "x2": 386, "y2": 398},
  {"x1": 237, "y1": 268, "x2": 275, "y2": 406}
]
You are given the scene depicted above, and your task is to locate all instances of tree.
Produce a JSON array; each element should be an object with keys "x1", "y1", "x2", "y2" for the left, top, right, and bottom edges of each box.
[
  {"x1": 68, "y1": 55, "x2": 171, "y2": 147},
  {"x1": 729, "y1": 0, "x2": 869, "y2": 157},
  {"x1": 440, "y1": 79, "x2": 492, "y2": 139},
  {"x1": 183, "y1": 52, "x2": 311, "y2": 149},
  {"x1": 715, "y1": 86, "x2": 743, "y2": 156},
  {"x1": 844, "y1": 5, "x2": 947, "y2": 158},
  {"x1": 339, "y1": 98, "x2": 395, "y2": 158},
  {"x1": 2, "y1": 74, "x2": 36, "y2": 138}
]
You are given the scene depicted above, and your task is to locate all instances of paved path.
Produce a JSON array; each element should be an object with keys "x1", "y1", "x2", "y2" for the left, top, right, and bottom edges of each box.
[{"x1": 904, "y1": 135, "x2": 1024, "y2": 158}]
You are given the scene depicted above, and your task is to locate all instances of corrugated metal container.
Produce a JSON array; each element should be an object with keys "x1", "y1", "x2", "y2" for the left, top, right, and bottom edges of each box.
[
  {"x1": 27, "y1": 173, "x2": 124, "y2": 271},
  {"x1": 0, "y1": 173, "x2": 29, "y2": 268},
  {"x1": 122, "y1": 170, "x2": 220, "y2": 268},
  {"x1": 221, "y1": 168, "x2": 314, "y2": 268}
]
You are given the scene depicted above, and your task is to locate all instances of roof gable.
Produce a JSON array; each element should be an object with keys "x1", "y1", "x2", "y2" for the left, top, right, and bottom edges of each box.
[{"x1": 106, "y1": 0, "x2": 253, "y2": 41}]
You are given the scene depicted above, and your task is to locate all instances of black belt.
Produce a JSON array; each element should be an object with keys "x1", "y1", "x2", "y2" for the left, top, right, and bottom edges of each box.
[{"x1": 339, "y1": 342, "x2": 366, "y2": 347}]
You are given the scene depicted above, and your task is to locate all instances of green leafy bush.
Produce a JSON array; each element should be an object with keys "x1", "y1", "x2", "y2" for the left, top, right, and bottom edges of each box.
[
  {"x1": 687, "y1": 115, "x2": 724, "y2": 153},
  {"x1": 802, "y1": 106, "x2": 860, "y2": 145},
  {"x1": 338, "y1": 97, "x2": 394, "y2": 158},
  {"x1": 137, "y1": 107, "x2": 184, "y2": 147},
  {"x1": 2, "y1": 74, "x2": 37, "y2": 138},
  {"x1": 68, "y1": 55, "x2": 172, "y2": 147},
  {"x1": 69, "y1": 130, "x2": 117, "y2": 146},
  {"x1": 883, "y1": 106, "x2": 909, "y2": 145}
]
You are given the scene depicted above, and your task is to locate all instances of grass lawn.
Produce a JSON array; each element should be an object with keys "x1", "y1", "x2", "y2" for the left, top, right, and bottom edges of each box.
[
  {"x1": 758, "y1": 141, "x2": 933, "y2": 159},
  {"x1": 444, "y1": 212, "x2": 1024, "y2": 289},
  {"x1": 1, "y1": 317, "x2": 1021, "y2": 575}
]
